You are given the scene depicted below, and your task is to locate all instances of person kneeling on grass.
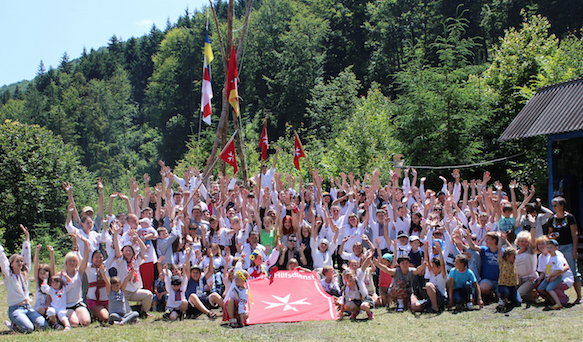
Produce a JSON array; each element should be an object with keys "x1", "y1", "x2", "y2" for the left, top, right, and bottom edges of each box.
[
  {"x1": 536, "y1": 239, "x2": 570, "y2": 310},
  {"x1": 447, "y1": 254, "x2": 483, "y2": 311},
  {"x1": 375, "y1": 255, "x2": 425, "y2": 312},
  {"x1": 338, "y1": 269, "x2": 374, "y2": 320},
  {"x1": 184, "y1": 251, "x2": 222, "y2": 319},
  {"x1": 41, "y1": 273, "x2": 72, "y2": 331},
  {"x1": 160, "y1": 248, "x2": 191, "y2": 320},
  {"x1": 411, "y1": 241, "x2": 447, "y2": 313},
  {"x1": 102, "y1": 266, "x2": 139, "y2": 326},
  {"x1": 224, "y1": 270, "x2": 250, "y2": 328}
]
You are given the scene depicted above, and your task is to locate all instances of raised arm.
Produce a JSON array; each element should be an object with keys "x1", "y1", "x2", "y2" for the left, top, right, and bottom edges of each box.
[
  {"x1": 97, "y1": 178, "x2": 105, "y2": 220},
  {"x1": 100, "y1": 265, "x2": 111, "y2": 295},
  {"x1": 78, "y1": 234, "x2": 91, "y2": 274}
]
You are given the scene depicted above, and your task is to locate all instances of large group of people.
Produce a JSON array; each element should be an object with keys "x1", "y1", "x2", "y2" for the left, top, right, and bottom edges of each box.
[{"x1": 1, "y1": 155, "x2": 580, "y2": 332}]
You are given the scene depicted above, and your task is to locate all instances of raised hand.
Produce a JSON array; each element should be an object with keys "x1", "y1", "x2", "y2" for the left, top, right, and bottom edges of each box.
[
  {"x1": 19, "y1": 224, "x2": 29, "y2": 240},
  {"x1": 62, "y1": 181, "x2": 73, "y2": 193}
]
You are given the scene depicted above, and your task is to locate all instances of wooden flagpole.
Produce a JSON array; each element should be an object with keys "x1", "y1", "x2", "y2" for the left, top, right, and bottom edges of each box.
[{"x1": 183, "y1": 130, "x2": 238, "y2": 210}]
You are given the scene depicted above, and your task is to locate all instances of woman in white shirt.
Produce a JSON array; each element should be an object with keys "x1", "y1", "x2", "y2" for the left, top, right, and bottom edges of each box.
[{"x1": 1, "y1": 225, "x2": 48, "y2": 332}]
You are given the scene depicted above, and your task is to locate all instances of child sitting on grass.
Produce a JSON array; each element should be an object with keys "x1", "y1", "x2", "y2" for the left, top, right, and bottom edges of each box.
[
  {"x1": 224, "y1": 269, "x2": 250, "y2": 328},
  {"x1": 41, "y1": 272, "x2": 72, "y2": 331},
  {"x1": 103, "y1": 265, "x2": 140, "y2": 325},
  {"x1": 320, "y1": 265, "x2": 341, "y2": 297}
]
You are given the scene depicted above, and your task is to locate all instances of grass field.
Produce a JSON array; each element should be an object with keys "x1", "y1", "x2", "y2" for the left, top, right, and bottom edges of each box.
[{"x1": 0, "y1": 280, "x2": 581, "y2": 342}]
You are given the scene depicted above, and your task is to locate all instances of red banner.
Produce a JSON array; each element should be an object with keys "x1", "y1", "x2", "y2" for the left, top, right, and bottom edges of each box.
[{"x1": 246, "y1": 270, "x2": 338, "y2": 325}]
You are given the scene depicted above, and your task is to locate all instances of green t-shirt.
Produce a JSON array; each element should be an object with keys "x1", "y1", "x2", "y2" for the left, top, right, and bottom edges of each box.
[{"x1": 261, "y1": 228, "x2": 276, "y2": 248}]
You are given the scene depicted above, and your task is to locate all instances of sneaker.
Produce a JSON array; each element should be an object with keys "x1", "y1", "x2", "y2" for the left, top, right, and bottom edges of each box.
[
  {"x1": 367, "y1": 311, "x2": 374, "y2": 320},
  {"x1": 349, "y1": 312, "x2": 358, "y2": 320},
  {"x1": 550, "y1": 303, "x2": 563, "y2": 310},
  {"x1": 396, "y1": 306, "x2": 404, "y2": 312},
  {"x1": 63, "y1": 326, "x2": 71, "y2": 332},
  {"x1": 229, "y1": 318, "x2": 239, "y2": 328},
  {"x1": 162, "y1": 311, "x2": 171, "y2": 320},
  {"x1": 54, "y1": 323, "x2": 64, "y2": 330},
  {"x1": 573, "y1": 298, "x2": 581, "y2": 305},
  {"x1": 4, "y1": 320, "x2": 17, "y2": 333},
  {"x1": 466, "y1": 302, "x2": 474, "y2": 311}
]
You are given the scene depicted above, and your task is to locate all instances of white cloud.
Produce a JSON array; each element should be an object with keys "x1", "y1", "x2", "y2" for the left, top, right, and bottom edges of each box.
[{"x1": 136, "y1": 19, "x2": 153, "y2": 27}]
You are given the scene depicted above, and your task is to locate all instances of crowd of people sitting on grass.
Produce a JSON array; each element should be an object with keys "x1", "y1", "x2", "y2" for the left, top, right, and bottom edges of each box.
[{"x1": 1, "y1": 151, "x2": 580, "y2": 332}]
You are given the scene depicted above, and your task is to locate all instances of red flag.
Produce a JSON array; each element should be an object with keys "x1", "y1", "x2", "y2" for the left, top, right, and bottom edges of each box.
[
  {"x1": 293, "y1": 135, "x2": 306, "y2": 170},
  {"x1": 219, "y1": 138, "x2": 238, "y2": 175},
  {"x1": 246, "y1": 270, "x2": 338, "y2": 325},
  {"x1": 226, "y1": 45, "x2": 240, "y2": 116},
  {"x1": 259, "y1": 122, "x2": 268, "y2": 161}
]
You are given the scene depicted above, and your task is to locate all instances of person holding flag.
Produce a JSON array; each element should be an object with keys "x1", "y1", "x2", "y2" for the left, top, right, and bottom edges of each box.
[{"x1": 201, "y1": 28, "x2": 213, "y2": 125}]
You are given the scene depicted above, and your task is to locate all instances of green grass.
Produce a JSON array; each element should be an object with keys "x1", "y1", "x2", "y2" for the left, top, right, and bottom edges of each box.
[{"x1": 0, "y1": 280, "x2": 581, "y2": 341}]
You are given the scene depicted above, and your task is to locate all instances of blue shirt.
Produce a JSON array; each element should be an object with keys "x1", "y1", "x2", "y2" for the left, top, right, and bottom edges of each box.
[
  {"x1": 480, "y1": 246, "x2": 500, "y2": 281},
  {"x1": 448, "y1": 268, "x2": 477, "y2": 289}
]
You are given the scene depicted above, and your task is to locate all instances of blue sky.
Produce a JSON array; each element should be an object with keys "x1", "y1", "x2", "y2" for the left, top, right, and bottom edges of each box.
[{"x1": 0, "y1": 0, "x2": 206, "y2": 87}]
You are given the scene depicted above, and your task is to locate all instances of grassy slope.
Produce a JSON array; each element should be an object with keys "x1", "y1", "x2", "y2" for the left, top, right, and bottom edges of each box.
[{"x1": 0, "y1": 281, "x2": 581, "y2": 341}]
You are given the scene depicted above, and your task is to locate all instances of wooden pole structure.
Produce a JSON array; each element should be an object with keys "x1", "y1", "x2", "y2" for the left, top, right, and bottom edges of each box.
[
  {"x1": 183, "y1": 130, "x2": 238, "y2": 210},
  {"x1": 203, "y1": 0, "x2": 254, "y2": 182}
]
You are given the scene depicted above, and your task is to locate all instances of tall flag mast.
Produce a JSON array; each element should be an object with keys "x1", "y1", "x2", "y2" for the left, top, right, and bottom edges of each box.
[{"x1": 201, "y1": 23, "x2": 214, "y2": 125}]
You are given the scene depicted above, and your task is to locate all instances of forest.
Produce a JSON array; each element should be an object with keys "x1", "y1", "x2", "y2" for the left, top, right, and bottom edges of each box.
[{"x1": 0, "y1": 0, "x2": 582, "y2": 253}]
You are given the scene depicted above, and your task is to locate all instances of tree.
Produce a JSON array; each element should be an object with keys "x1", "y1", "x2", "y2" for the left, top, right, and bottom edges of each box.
[
  {"x1": 0, "y1": 121, "x2": 93, "y2": 253},
  {"x1": 391, "y1": 16, "x2": 491, "y2": 178},
  {"x1": 306, "y1": 66, "x2": 361, "y2": 139},
  {"x1": 145, "y1": 24, "x2": 205, "y2": 166}
]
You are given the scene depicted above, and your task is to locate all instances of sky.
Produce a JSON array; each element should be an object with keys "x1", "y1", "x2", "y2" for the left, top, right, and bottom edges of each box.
[{"x1": 0, "y1": 0, "x2": 207, "y2": 87}]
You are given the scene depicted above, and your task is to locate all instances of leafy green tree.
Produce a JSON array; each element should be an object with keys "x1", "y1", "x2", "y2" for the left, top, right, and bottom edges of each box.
[
  {"x1": 306, "y1": 66, "x2": 361, "y2": 139},
  {"x1": 391, "y1": 16, "x2": 491, "y2": 174},
  {"x1": 0, "y1": 121, "x2": 93, "y2": 253},
  {"x1": 322, "y1": 85, "x2": 400, "y2": 181},
  {"x1": 145, "y1": 24, "x2": 205, "y2": 166}
]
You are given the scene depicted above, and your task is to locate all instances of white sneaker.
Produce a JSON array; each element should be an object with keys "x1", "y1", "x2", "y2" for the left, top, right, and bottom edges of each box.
[
  {"x1": 4, "y1": 320, "x2": 14, "y2": 332},
  {"x1": 63, "y1": 326, "x2": 71, "y2": 332},
  {"x1": 466, "y1": 302, "x2": 474, "y2": 310}
]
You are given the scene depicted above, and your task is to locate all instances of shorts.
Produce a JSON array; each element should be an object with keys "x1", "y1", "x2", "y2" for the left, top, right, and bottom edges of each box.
[
  {"x1": 66, "y1": 301, "x2": 87, "y2": 311},
  {"x1": 425, "y1": 290, "x2": 446, "y2": 309},
  {"x1": 379, "y1": 286, "x2": 389, "y2": 297},
  {"x1": 47, "y1": 307, "x2": 68, "y2": 322},
  {"x1": 87, "y1": 299, "x2": 109, "y2": 311},
  {"x1": 350, "y1": 295, "x2": 374, "y2": 309},
  {"x1": 479, "y1": 278, "x2": 499, "y2": 292}
]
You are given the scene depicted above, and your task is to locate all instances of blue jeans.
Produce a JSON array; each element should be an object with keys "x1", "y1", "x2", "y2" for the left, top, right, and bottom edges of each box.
[
  {"x1": 453, "y1": 282, "x2": 473, "y2": 304},
  {"x1": 498, "y1": 285, "x2": 522, "y2": 306},
  {"x1": 559, "y1": 244, "x2": 581, "y2": 282},
  {"x1": 109, "y1": 311, "x2": 139, "y2": 325},
  {"x1": 539, "y1": 276, "x2": 563, "y2": 292},
  {"x1": 8, "y1": 304, "x2": 48, "y2": 333}
]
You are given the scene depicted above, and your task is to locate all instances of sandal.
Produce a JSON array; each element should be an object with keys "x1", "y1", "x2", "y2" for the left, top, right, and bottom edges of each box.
[{"x1": 207, "y1": 311, "x2": 218, "y2": 320}]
